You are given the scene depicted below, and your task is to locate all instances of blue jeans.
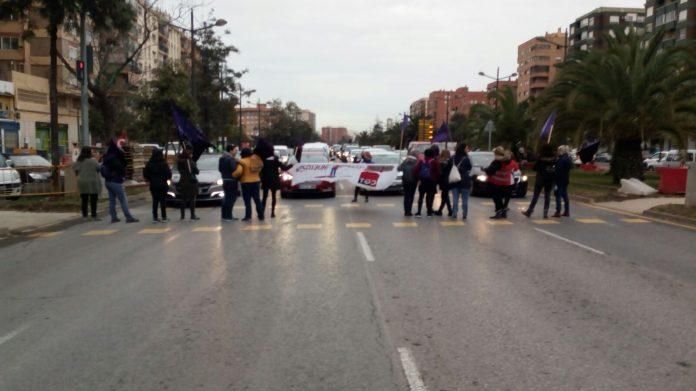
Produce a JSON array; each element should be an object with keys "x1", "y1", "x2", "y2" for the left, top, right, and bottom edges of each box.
[
  {"x1": 556, "y1": 183, "x2": 570, "y2": 214},
  {"x1": 450, "y1": 187, "x2": 470, "y2": 218},
  {"x1": 221, "y1": 180, "x2": 238, "y2": 219},
  {"x1": 241, "y1": 182, "x2": 264, "y2": 219},
  {"x1": 105, "y1": 181, "x2": 133, "y2": 221}
]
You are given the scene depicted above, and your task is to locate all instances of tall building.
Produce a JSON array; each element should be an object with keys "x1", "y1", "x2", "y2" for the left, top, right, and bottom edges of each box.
[
  {"x1": 300, "y1": 109, "x2": 316, "y2": 131},
  {"x1": 321, "y1": 127, "x2": 349, "y2": 145},
  {"x1": 645, "y1": 0, "x2": 696, "y2": 46},
  {"x1": 569, "y1": 7, "x2": 646, "y2": 52},
  {"x1": 239, "y1": 103, "x2": 272, "y2": 139},
  {"x1": 486, "y1": 80, "x2": 518, "y2": 106},
  {"x1": 409, "y1": 98, "x2": 427, "y2": 118},
  {"x1": 517, "y1": 30, "x2": 566, "y2": 102},
  {"x1": 427, "y1": 87, "x2": 487, "y2": 125}
]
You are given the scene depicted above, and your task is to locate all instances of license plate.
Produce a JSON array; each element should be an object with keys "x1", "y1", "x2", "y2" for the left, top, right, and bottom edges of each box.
[{"x1": 299, "y1": 184, "x2": 316, "y2": 190}]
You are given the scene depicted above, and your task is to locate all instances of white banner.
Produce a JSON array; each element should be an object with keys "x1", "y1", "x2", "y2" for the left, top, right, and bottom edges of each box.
[{"x1": 287, "y1": 163, "x2": 399, "y2": 191}]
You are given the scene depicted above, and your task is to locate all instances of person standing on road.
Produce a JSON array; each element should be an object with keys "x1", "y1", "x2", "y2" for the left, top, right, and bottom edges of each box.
[
  {"x1": 447, "y1": 143, "x2": 473, "y2": 220},
  {"x1": 177, "y1": 149, "x2": 200, "y2": 221},
  {"x1": 484, "y1": 147, "x2": 518, "y2": 219},
  {"x1": 522, "y1": 143, "x2": 557, "y2": 219},
  {"x1": 73, "y1": 146, "x2": 101, "y2": 220},
  {"x1": 234, "y1": 148, "x2": 265, "y2": 221},
  {"x1": 101, "y1": 140, "x2": 139, "y2": 224},
  {"x1": 435, "y1": 149, "x2": 452, "y2": 217},
  {"x1": 554, "y1": 145, "x2": 573, "y2": 218},
  {"x1": 143, "y1": 148, "x2": 172, "y2": 223},
  {"x1": 219, "y1": 144, "x2": 239, "y2": 222},
  {"x1": 352, "y1": 151, "x2": 373, "y2": 203},
  {"x1": 398, "y1": 151, "x2": 419, "y2": 217},
  {"x1": 413, "y1": 148, "x2": 440, "y2": 217},
  {"x1": 261, "y1": 152, "x2": 284, "y2": 218}
]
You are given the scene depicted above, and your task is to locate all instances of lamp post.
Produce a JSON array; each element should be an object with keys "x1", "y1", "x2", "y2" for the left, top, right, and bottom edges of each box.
[{"x1": 478, "y1": 68, "x2": 518, "y2": 110}]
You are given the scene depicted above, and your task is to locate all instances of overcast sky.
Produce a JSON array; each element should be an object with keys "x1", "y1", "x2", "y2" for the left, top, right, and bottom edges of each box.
[{"x1": 168, "y1": 0, "x2": 644, "y2": 133}]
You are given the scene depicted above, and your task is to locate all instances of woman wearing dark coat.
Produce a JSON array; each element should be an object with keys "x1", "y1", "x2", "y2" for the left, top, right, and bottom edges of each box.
[
  {"x1": 176, "y1": 149, "x2": 200, "y2": 220},
  {"x1": 435, "y1": 149, "x2": 452, "y2": 216},
  {"x1": 261, "y1": 154, "x2": 284, "y2": 218},
  {"x1": 522, "y1": 143, "x2": 557, "y2": 219},
  {"x1": 143, "y1": 148, "x2": 172, "y2": 223}
]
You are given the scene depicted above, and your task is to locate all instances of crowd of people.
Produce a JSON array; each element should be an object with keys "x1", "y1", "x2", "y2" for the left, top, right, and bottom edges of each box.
[{"x1": 71, "y1": 140, "x2": 572, "y2": 224}]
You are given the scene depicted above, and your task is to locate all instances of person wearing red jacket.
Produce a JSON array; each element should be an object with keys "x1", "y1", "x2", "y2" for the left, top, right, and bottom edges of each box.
[
  {"x1": 484, "y1": 147, "x2": 519, "y2": 219},
  {"x1": 413, "y1": 148, "x2": 441, "y2": 217}
]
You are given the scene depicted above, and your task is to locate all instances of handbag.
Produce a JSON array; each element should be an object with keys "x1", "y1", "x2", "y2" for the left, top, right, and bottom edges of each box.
[{"x1": 448, "y1": 159, "x2": 462, "y2": 184}]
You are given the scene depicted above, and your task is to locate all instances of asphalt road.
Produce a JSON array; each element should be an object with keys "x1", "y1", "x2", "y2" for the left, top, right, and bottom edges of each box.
[{"x1": 0, "y1": 186, "x2": 695, "y2": 390}]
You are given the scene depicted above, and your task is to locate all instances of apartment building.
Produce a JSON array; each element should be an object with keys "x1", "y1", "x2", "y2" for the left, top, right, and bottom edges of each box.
[
  {"x1": 517, "y1": 30, "x2": 566, "y2": 102},
  {"x1": 569, "y1": 7, "x2": 646, "y2": 52},
  {"x1": 645, "y1": 0, "x2": 696, "y2": 45},
  {"x1": 487, "y1": 80, "x2": 517, "y2": 106},
  {"x1": 409, "y1": 98, "x2": 428, "y2": 118},
  {"x1": 428, "y1": 87, "x2": 487, "y2": 125},
  {"x1": 300, "y1": 109, "x2": 316, "y2": 132},
  {"x1": 321, "y1": 127, "x2": 348, "y2": 145}
]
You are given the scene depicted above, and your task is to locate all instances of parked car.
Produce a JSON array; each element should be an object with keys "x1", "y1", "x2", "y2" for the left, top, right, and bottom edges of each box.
[
  {"x1": 468, "y1": 151, "x2": 528, "y2": 197},
  {"x1": 8, "y1": 154, "x2": 54, "y2": 183},
  {"x1": 661, "y1": 150, "x2": 696, "y2": 168},
  {"x1": 0, "y1": 154, "x2": 22, "y2": 200},
  {"x1": 594, "y1": 152, "x2": 612, "y2": 163},
  {"x1": 643, "y1": 151, "x2": 669, "y2": 171},
  {"x1": 280, "y1": 151, "x2": 336, "y2": 198},
  {"x1": 361, "y1": 148, "x2": 403, "y2": 193},
  {"x1": 167, "y1": 154, "x2": 225, "y2": 204}
]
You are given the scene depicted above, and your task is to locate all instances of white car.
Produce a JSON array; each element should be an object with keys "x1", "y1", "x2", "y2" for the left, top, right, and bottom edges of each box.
[
  {"x1": 0, "y1": 154, "x2": 22, "y2": 200},
  {"x1": 274, "y1": 145, "x2": 290, "y2": 164},
  {"x1": 661, "y1": 150, "x2": 696, "y2": 168},
  {"x1": 643, "y1": 151, "x2": 670, "y2": 170}
]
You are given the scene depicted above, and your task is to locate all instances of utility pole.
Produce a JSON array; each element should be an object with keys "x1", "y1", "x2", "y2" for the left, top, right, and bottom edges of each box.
[
  {"x1": 79, "y1": 9, "x2": 89, "y2": 147},
  {"x1": 190, "y1": 9, "x2": 196, "y2": 100},
  {"x1": 257, "y1": 99, "x2": 261, "y2": 138}
]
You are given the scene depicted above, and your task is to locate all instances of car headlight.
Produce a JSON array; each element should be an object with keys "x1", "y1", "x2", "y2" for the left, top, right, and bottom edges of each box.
[
  {"x1": 12, "y1": 171, "x2": 20, "y2": 181},
  {"x1": 167, "y1": 180, "x2": 171, "y2": 186},
  {"x1": 477, "y1": 175, "x2": 487, "y2": 182},
  {"x1": 522, "y1": 175, "x2": 528, "y2": 182},
  {"x1": 280, "y1": 173, "x2": 293, "y2": 181},
  {"x1": 216, "y1": 179, "x2": 223, "y2": 186}
]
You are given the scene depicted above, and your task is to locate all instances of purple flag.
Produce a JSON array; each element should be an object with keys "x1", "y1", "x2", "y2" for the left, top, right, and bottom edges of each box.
[
  {"x1": 171, "y1": 105, "x2": 213, "y2": 161},
  {"x1": 431, "y1": 122, "x2": 450, "y2": 143},
  {"x1": 539, "y1": 110, "x2": 557, "y2": 142}
]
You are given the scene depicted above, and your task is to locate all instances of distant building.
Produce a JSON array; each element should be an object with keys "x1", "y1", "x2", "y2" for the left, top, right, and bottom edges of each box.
[
  {"x1": 409, "y1": 98, "x2": 428, "y2": 118},
  {"x1": 240, "y1": 103, "x2": 272, "y2": 139},
  {"x1": 486, "y1": 80, "x2": 518, "y2": 106},
  {"x1": 517, "y1": 30, "x2": 566, "y2": 102},
  {"x1": 299, "y1": 109, "x2": 316, "y2": 131},
  {"x1": 321, "y1": 127, "x2": 348, "y2": 145},
  {"x1": 645, "y1": 0, "x2": 696, "y2": 46},
  {"x1": 569, "y1": 7, "x2": 646, "y2": 52},
  {"x1": 427, "y1": 87, "x2": 487, "y2": 125}
]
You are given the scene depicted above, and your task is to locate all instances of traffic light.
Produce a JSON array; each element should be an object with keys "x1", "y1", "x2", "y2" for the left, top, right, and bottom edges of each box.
[
  {"x1": 427, "y1": 122, "x2": 434, "y2": 140},
  {"x1": 76, "y1": 60, "x2": 85, "y2": 82}
]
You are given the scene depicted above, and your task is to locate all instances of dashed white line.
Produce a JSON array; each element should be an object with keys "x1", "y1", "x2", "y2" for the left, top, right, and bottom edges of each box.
[
  {"x1": 534, "y1": 228, "x2": 606, "y2": 256},
  {"x1": 398, "y1": 347, "x2": 428, "y2": 391},
  {"x1": 356, "y1": 232, "x2": 375, "y2": 262},
  {"x1": 0, "y1": 324, "x2": 29, "y2": 347}
]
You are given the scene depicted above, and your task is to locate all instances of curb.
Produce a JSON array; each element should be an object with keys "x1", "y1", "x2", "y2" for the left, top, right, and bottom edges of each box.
[{"x1": 643, "y1": 210, "x2": 696, "y2": 228}]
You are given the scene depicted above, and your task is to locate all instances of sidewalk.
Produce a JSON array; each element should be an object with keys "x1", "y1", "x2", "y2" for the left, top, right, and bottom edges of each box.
[
  {"x1": 0, "y1": 210, "x2": 81, "y2": 235},
  {"x1": 595, "y1": 197, "x2": 685, "y2": 214}
]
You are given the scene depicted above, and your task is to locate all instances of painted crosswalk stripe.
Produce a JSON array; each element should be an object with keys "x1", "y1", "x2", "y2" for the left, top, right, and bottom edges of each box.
[
  {"x1": 193, "y1": 227, "x2": 222, "y2": 232},
  {"x1": 487, "y1": 220, "x2": 514, "y2": 226},
  {"x1": 532, "y1": 220, "x2": 560, "y2": 225},
  {"x1": 576, "y1": 218, "x2": 606, "y2": 224},
  {"x1": 241, "y1": 225, "x2": 272, "y2": 231},
  {"x1": 346, "y1": 223, "x2": 372, "y2": 229},
  {"x1": 30, "y1": 231, "x2": 63, "y2": 238},
  {"x1": 393, "y1": 222, "x2": 418, "y2": 228},
  {"x1": 440, "y1": 221, "x2": 466, "y2": 227},
  {"x1": 622, "y1": 218, "x2": 651, "y2": 224},
  {"x1": 398, "y1": 347, "x2": 428, "y2": 391},
  {"x1": 83, "y1": 229, "x2": 118, "y2": 236},
  {"x1": 377, "y1": 203, "x2": 395, "y2": 207},
  {"x1": 481, "y1": 201, "x2": 494, "y2": 206},
  {"x1": 304, "y1": 204, "x2": 323, "y2": 208},
  {"x1": 297, "y1": 224, "x2": 322, "y2": 230},
  {"x1": 139, "y1": 228, "x2": 171, "y2": 234},
  {"x1": 341, "y1": 204, "x2": 360, "y2": 208}
]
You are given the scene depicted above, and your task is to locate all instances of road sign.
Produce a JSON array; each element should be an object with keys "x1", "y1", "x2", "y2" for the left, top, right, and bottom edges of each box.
[{"x1": 484, "y1": 120, "x2": 496, "y2": 151}]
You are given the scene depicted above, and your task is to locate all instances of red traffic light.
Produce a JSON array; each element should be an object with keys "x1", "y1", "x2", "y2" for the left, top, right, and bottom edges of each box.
[{"x1": 77, "y1": 60, "x2": 85, "y2": 70}]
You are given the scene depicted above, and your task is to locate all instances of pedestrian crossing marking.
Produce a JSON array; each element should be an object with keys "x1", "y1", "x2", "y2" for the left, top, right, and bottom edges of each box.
[
  {"x1": 30, "y1": 231, "x2": 63, "y2": 238},
  {"x1": 346, "y1": 223, "x2": 372, "y2": 228},
  {"x1": 241, "y1": 225, "x2": 273, "y2": 231},
  {"x1": 515, "y1": 201, "x2": 528, "y2": 206},
  {"x1": 336, "y1": 195, "x2": 353, "y2": 198},
  {"x1": 532, "y1": 220, "x2": 560, "y2": 225},
  {"x1": 393, "y1": 222, "x2": 418, "y2": 228},
  {"x1": 297, "y1": 224, "x2": 322, "y2": 230},
  {"x1": 576, "y1": 218, "x2": 606, "y2": 224},
  {"x1": 481, "y1": 201, "x2": 495, "y2": 206},
  {"x1": 487, "y1": 220, "x2": 514, "y2": 226},
  {"x1": 193, "y1": 226, "x2": 222, "y2": 232},
  {"x1": 377, "y1": 203, "x2": 395, "y2": 207},
  {"x1": 441, "y1": 221, "x2": 466, "y2": 227},
  {"x1": 139, "y1": 228, "x2": 171, "y2": 234},
  {"x1": 304, "y1": 204, "x2": 323, "y2": 208},
  {"x1": 341, "y1": 204, "x2": 360, "y2": 208},
  {"x1": 83, "y1": 229, "x2": 118, "y2": 236},
  {"x1": 622, "y1": 218, "x2": 651, "y2": 224}
]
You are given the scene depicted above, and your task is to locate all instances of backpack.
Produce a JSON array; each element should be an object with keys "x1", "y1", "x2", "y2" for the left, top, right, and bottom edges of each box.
[{"x1": 419, "y1": 161, "x2": 432, "y2": 180}]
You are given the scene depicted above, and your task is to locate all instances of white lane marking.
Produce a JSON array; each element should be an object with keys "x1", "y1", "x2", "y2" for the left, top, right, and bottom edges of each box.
[
  {"x1": 534, "y1": 228, "x2": 606, "y2": 256},
  {"x1": 339, "y1": 182, "x2": 345, "y2": 190},
  {"x1": 398, "y1": 347, "x2": 428, "y2": 391},
  {"x1": 356, "y1": 232, "x2": 375, "y2": 262},
  {"x1": 0, "y1": 324, "x2": 29, "y2": 347}
]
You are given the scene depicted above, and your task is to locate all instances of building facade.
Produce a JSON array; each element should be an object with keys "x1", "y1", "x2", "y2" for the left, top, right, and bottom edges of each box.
[
  {"x1": 300, "y1": 109, "x2": 316, "y2": 131},
  {"x1": 645, "y1": 0, "x2": 696, "y2": 46},
  {"x1": 569, "y1": 7, "x2": 646, "y2": 52},
  {"x1": 427, "y1": 87, "x2": 487, "y2": 125},
  {"x1": 409, "y1": 98, "x2": 428, "y2": 118},
  {"x1": 239, "y1": 103, "x2": 272, "y2": 139},
  {"x1": 517, "y1": 30, "x2": 566, "y2": 102},
  {"x1": 486, "y1": 80, "x2": 517, "y2": 106},
  {"x1": 321, "y1": 127, "x2": 349, "y2": 145}
]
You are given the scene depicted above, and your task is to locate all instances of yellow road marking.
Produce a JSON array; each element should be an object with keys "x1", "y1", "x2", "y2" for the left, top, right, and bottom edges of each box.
[
  {"x1": 622, "y1": 218, "x2": 651, "y2": 224},
  {"x1": 241, "y1": 225, "x2": 272, "y2": 231},
  {"x1": 341, "y1": 204, "x2": 360, "y2": 208},
  {"x1": 393, "y1": 222, "x2": 418, "y2": 228},
  {"x1": 532, "y1": 220, "x2": 560, "y2": 225},
  {"x1": 377, "y1": 203, "x2": 395, "y2": 207},
  {"x1": 346, "y1": 223, "x2": 372, "y2": 229},
  {"x1": 304, "y1": 204, "x2": 323, "y2": 208},
  {"x1": 515, "y1": 201, "x2": 528, "y2": 206},
  {"x1": 83, "y1": 229, "x2": 118, "y2": 236},
  {"x1": 30, "y1": 231, "x2": 63, "y2": 238},
  {"x1": 139, "y1": 228, "x2": 171, "y2": 234},
  {"x1": 481, "y1": 201, "x2": 494, "y2": 206},
  {"x1": 192, "y1": 226, "x2": 222, "y2": 232},
  {"x1": 297, "y1": 224, "x2": 322, "y2": 230},
  {"x1": 487, "y1": 220, "x2": 514, "y2": 226},
  {"x1": 441, "y1": 221, "x2": 466, "y2": 227},
  {"x1": 578, "y1": 202, "x2": 696, "y2": 231},
  {"x1": 576, "y1": 218, "x2": 606, "y2": 224}
]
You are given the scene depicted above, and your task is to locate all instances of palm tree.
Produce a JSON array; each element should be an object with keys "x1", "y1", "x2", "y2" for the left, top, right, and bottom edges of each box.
[
  {"x1": 541, "y1": 27, "x2": 696, "y2": 183},
  {"x1": 463, "y1": 87, "x2": 533, "y2": 149}
]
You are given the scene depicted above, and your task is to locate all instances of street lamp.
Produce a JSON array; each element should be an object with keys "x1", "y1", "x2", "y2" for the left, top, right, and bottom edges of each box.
[{"x1": 478, "y1": 68, "x2": 517, "y2": 110}]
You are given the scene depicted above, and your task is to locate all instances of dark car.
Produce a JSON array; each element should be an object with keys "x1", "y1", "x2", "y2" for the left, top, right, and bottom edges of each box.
[
  {"x1": 468, "y1": 152, "x2": 528, "y2": 198},
  {"x1": 167, "y1": 154, "x2": 226, "y2": 204}
]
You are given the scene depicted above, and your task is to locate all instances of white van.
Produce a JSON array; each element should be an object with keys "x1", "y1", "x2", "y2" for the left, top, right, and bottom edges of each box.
[{"x1": 0, "y1": 154, "x2": 22, "y2": 200}]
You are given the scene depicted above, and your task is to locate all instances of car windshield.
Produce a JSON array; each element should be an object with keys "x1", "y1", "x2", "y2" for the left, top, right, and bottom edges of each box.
[
  {"x1": 369, "y1": 154, "x2": 400, "y2": 164},
  {"x1": 301, "y1": 153, "x2": 328, "y2": 163},
  {"x1": 469, "y1": 153, "x2": 494, "y2": 167},
  {"x1": 10, "y1": 155, "x2": 51, "y2": 167},
  {"x1": 194, "y1": 155, "x2": 220, "y2": 171},
  {"x1": 275, "y1": 149, "x2": 289, "y2": 157}
]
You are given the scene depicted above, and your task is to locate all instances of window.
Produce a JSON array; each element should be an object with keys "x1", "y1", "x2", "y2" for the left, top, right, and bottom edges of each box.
[
  {"x1": 679, "y1": 10, "x2": 687, "y2": 22},
  {"x1": 580, "y1": 18, "x2": 589, "y2": 27},
  {"x1": 679, "y1": 28, "x2": 687, "y2": 40},
  {"x1": 589, "y1": 31, "x2": 594, "y2": 39},
  {"x1": 589, "y1": 17, "x2": 595, "y2": 26},
  {"x1": 610, "y1": 15, "x2": 620, "y2": 24},
  {"x1": 637, "y1": 16, "x2": 645, "y2": 23},
  {"x1": 0, "y1": 36, "x2": 20, "y2": 50},
  {"x1": 647, "y1": 6, "x2": 654, "y2": 17},
  {"x1": 626, "y1": 13, "x2": 637, "y2": 22}
]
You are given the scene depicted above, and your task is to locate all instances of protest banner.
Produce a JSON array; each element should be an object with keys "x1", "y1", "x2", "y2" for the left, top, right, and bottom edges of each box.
[{"x1": 287, "y1": 163, "x2": 399, "y2": 191}]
